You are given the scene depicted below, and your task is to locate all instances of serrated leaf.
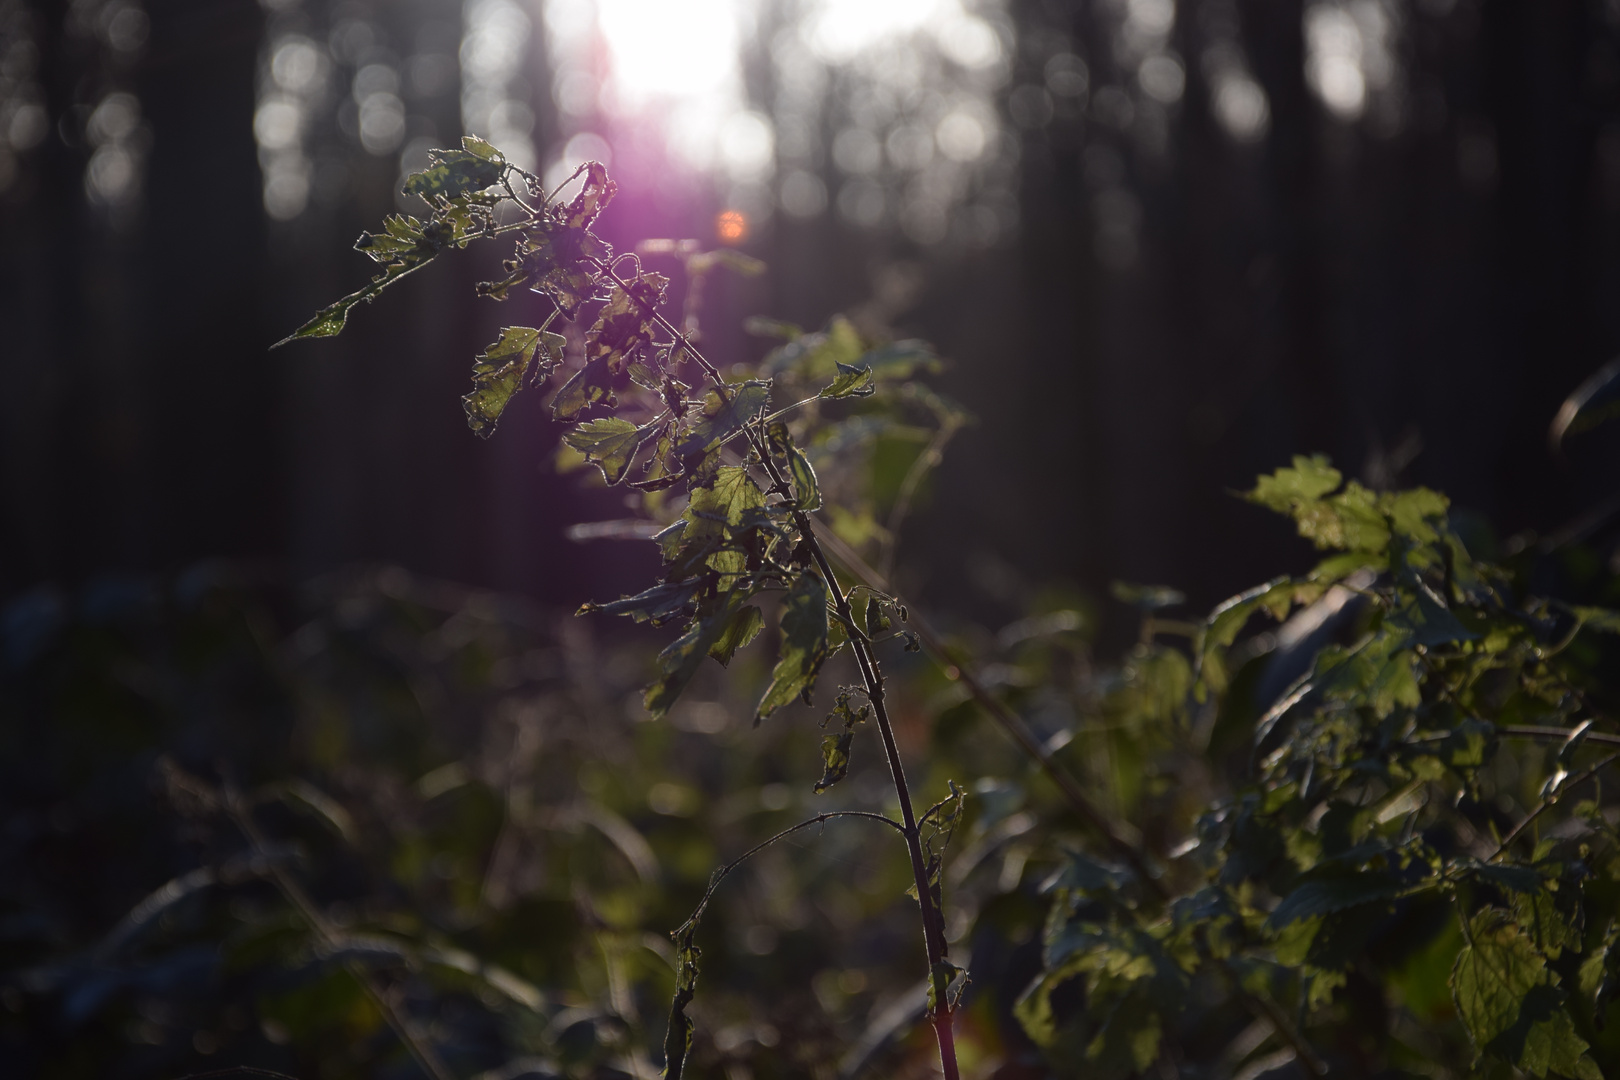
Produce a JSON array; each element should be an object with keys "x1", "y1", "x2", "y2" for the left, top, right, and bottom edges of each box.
[
  {"x1": 1451, "y1": 910, "x2": 1601, "y2": 1078},
  {"x1": 678, "y1": 466, "x2": 768, "y2": 584},
  {"x1": 819, "y1": 362, "x2": 875, "y2": 400},
  {"x1": 460, "y1": 134, "x2": 502, "y2": 161},
  {"x1": 564, "y1": 417, "x2": 655, "y2": 484},
  {"x1": 1246, "y1": 454, "x2": 1343, "y2": 513},
  {"x1": 354, "y1": 214, "x2": 439, "y2": 264},
  {"x1": 463, "y1": 326, "x2": 559, "y2": 437},
  {"x1": 585, "y1": 273, "x2": 667, "y2": 374},
  {"x1": 1268, "y1": 872, "x2": 1403, "y2": 929},
  {"x1": 275, "y1": 256, "x2": 430, "y2": 346},
  {"x1": 814, "y1": 730, "x2": 854, "y2": 793},
  {"x1": 551, "y1": 357, "x2": 626, "y2": 422},
  {"x1": 402, "y1": 145, "x2": 504, "y2": 201},
  {"x1": 645, "y1": 596, "x2": 745, "y2": 720},
  {"x1": 766, "y1": 420, "x2": 820, "y2": 510},
  {"x1": 675, "y1": 382, "x2": 771, "y2": 470},
  {"x1": 756, "y1": 571, "x2": 830, "y2": 720},
  {"x1": 865, "y1": 596, "x2": 889, "y2": 635},
  {"x1": 708, "y1": 604, "x2": 763, "y2": 666},
  {"x1": 577, "y1": 579, "x2": 701, "y2": 626}
]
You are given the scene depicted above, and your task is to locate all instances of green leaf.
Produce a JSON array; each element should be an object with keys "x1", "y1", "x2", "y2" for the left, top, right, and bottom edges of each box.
[
  {"x1": 814, "y1": 730, "x2": 854, "y2": 793},
  {"x1": 401, "y1": 142, "x2": 505, "y2": 201},
  {"x1": 1246, "y1": 454, "x2": 1343, "y2": 513},
  {"x1": 645, "y1": 596, "x2": 745, "y2": 720},
  {"x1": 813, "y1": 691, "x2": 869, "y2": 793},
  {"x1": 675, "y1": 382, "x2": 771, "y2": 470},
  {"x1": 577, "y1": 579, "x2": 701, "y2": 626},
  {"x1": 1268, "y1": 872, "x2": 1403, "y2": 930},
  {"x1": 662, "y1": 927, "x2": 701, "y2": 1080},
  {"x1": 766, "y1": 420, "x2": 820, "y2": 510},
  {"x1": 275, "y1": 254, "x2": 435, "y2": 346},
  {"x1": 818, "y1": 362, "x2": 875, "y2": 400},
  {"x1": 354, "y1": 214, "x2": 439, "y2": 264},
  {"x1": 461, "y1": 134, "x2": 502, "y2": 161},
  {"x1": 708, "y1": 604, "x2": 763, "y2": 666},
  {"x1": 584, "y1": 274, "x2": 668, "y2": 374},
  {"x1": 551, "y1": 357, "x2": 626, "y2": 422},
  {"x1": 865, "y1": 596, "x2": 889, "y2": 635},
  {"x1": 756, "y1": 571, "x2": 830, "y2": 721},
  {"x1": 462, "y1": 327, "x2": 562, "y2": 437},
  {"x1": 1451, "y1": 910, "x2": 1601, "y2": 1078},
  {"x1": 680, "y1": 466, "x2": 768, "y2": 582},
  {"x1": 564, "y1": 417, "x2": 656, "y2": 484},
  {"x1": 278, "y1": 295, "x2": 356, "y2": 343}
]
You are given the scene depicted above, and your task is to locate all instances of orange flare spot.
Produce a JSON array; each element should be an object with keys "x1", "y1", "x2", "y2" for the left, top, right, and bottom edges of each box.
[{"x1": 716, "y1": 209, "x2": 747, "y2": 244}]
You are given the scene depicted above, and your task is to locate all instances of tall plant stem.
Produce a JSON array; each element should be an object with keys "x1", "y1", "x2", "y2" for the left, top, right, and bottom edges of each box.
[{"x1": 607, "y1": 271, "x2": 962, "y2": 1080}]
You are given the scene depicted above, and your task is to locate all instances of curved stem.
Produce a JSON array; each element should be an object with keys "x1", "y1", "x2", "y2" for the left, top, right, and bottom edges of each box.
[{"x1": 675, "y1": 810, "x2": 904, "y2": 935}]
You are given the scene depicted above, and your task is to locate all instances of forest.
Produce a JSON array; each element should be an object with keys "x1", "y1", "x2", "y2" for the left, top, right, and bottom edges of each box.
[{"x1": 6, "y1": 1, "x2": 1620, "y2": 1079}]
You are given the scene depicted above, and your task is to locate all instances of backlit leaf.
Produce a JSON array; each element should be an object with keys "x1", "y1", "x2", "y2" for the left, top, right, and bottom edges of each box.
[
  {"x1": 402, "y1": 141, "x2": 505, "y2": 201},
  {"x1": 708, "y1": 604, "x2": 763, "y2": 666},
  {"x1": 577, "y1": 579, "x2": 701, "y2": 626},
  {"x1": 551, "y1": 357, "x2": 626, "y2": 422},
  {"x1": 756, "y1": 571, "x2": 829, "y2": 720},
  {"x1": 1246, "y1": 455, "x2": 1343, "y2": 513},
  {"x1": 564, "y1": 417, "x2": 655, "y2": 484},
  {"x1": 676, "y1": 382, "x2": 771, "y2": 470},
  {"x1": 645, "y1": 596, "x2": 745, "y2": 720},
  {"x1": 819, "y1": 362, "x2": 875, "y2": 400},
  {"x1": 766, "y1": 420, "x2": 820, "y2": 510},
  {"x1": 463, "y1": 326, "x2": 561, "y2": 437}
]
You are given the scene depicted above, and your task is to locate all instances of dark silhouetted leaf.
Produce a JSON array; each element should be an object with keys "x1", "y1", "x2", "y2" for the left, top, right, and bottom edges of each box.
[
  {"x1": 551, "y1": 357, "x2": 626, "y2": 422},
  {"x1": 577, "y1": 579, "x2": 701, "y2": 626},
  {"x1": 756, "y1": 571, "x2": 829, "y2": 720},
  {"x1": 708, "y1": 604, "x2": 763, "y2": 666},
  {"x1": 766, "y1": 420, "x2": 820, "y2": 510},
  {"x1": 645, "y1": 597, "x2": 745, "y2": 720}
]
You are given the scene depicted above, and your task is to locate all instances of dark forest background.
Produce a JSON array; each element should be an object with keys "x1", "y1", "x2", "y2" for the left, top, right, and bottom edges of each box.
[
  {"x1": 9, "y1": 2, "x2": 1620, "y2": 1079},
  {"x1": 6, "y1": 0, "x2": 1620, "y2": 630}
]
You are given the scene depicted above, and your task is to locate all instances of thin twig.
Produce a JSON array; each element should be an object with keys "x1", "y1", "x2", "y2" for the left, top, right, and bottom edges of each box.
[
  {"x1": 675, "y1": 811, "x2": 905, "y2": 934},
  {"x1": 1491, "y1": 750, "x2": 1620, "y2": 861}
]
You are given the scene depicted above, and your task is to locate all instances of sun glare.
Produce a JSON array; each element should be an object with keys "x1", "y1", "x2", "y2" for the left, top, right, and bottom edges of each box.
[{"x1": 597, "y1": 0, "x2": 741, "y2": 106}]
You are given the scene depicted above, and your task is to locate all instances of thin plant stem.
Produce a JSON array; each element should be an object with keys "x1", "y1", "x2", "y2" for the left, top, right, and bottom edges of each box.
[{"x1": 598, "y1": 261, "x2": 963, "y2": 1080}]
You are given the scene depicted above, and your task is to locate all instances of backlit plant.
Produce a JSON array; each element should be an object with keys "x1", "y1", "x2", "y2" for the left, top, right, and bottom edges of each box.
[{"x1": 278, "y1": 137, "x2": 1620, "y2": 1080}]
